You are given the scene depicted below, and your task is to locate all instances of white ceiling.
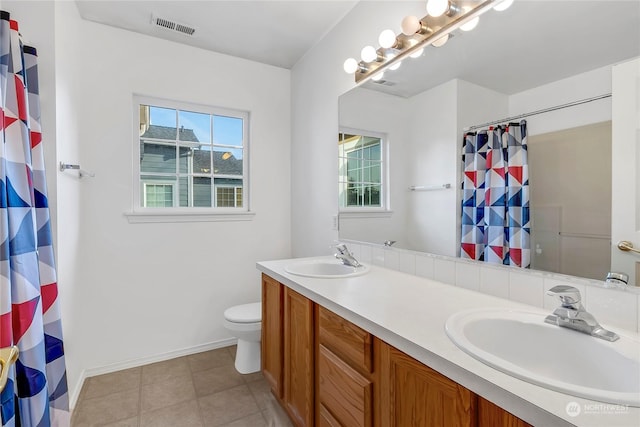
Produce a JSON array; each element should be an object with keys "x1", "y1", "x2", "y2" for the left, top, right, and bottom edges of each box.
[
  {"x1": 75, "y1": 1, "x2": 640, "y2": 95},
  {"x1": 363, "y1": 0, "x2": 640, "y2": 97},
  {"x1": 75, "y1": 0, "x2": 358, "y2": 69}
]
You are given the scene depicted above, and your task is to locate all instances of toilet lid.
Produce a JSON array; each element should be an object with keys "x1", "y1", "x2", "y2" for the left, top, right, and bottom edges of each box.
[{"x1": 224, "y1": 302, "x2": 262, "y2": 323}]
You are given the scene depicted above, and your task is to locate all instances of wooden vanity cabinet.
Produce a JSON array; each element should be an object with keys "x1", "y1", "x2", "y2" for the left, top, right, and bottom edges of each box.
[
  {"x1": 261, "y1": 274, "x2": 532, "y2": 427},
  {"x1": 377, "y1": 340, "x2": 477, "y2": 427},
  {"x1": 478, "y1": 397, "x2": 533, "y2": 427},
  {"x1": 316, "y1": 306, "x2": 374, "y2": 427},
  {"x1": 283, "y1": 287, "x2": 315, "y2": 427},
  {"x1": 261, "y1": 274, "x2": 283, "y2": 398}
]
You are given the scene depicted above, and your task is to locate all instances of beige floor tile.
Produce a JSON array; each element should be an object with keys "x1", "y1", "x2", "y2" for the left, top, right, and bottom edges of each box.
[
  {"x1": 247, "y1": 378, "x2": 271, "y2": 411},
  {"x1": 192, "y1": 364, "x2": 245, "y2": 397},
  {"x1": 82, "y1": 367, "x2": 141, "y2": 400},
  {"x1": 262, "y1": 396, "x2": 294, "y2": 427},
  {"x1": 188, "y1": 348, "x2": 234, "y2": 373},
  {"x1": 198, "y1": 384, "x2": 260, "y2": 427},
  {"x1": 141, "y1": 374, "x2": 196, "y2": 413},
  {"x1": 240, "y1": 370, "x2": 264, "y2": 384},
  {"x1": 141, "y1": 356, "x2": 191, "y2": 385},
  {"x1": 72, "y1": 388, "x2": 139, "y2": 426},
  {"x1": 139, "y1": 400, "x2": 203, "y2": 427},
  {"x1": 221, "y1": 412, "x2": 267, "y2": 427},
  {"x1": 100, "y1": 416, "x2": 139, "y2": 427},
  {"x1": 227, "y1": 346, "x2": 237, "y2": 359}
]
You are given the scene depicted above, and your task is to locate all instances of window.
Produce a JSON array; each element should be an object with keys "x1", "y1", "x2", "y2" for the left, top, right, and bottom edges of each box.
[
  {"x1": 338, "y1": 130, "x2": 386, "y2": 210},
  {"x1": 133, "y1": 96, "x2": 249, "y2": 219}
]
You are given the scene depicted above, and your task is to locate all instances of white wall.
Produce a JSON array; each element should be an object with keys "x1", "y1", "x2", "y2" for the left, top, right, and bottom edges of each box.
[
  {"x1": 405, "y1": 80, "x2": 458, "y2": 255},
  {"x1": 338, "y1": 87, "x2": 411, "y2": 246},
  {"x1": 291, "y1": 0, "x2": 426, "y2": 257},
  {"x1": 509, "y1": 65, "x2": 612, "y2": 136},
  {"x1": 52, "y1": 2, "x2": 292, "y2": 404}
]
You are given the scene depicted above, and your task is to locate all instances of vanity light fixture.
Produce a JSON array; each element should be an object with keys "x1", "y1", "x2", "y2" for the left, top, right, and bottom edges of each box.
[
  {"x1": 344, "y1": 0, "x2": 514, "y2": 83},
  {"x1": 426, "y1": 0, "x2": 457, "y2": 18},
  {"x1": 493, "y1": 0, "x2": 514, "y2": 12}
]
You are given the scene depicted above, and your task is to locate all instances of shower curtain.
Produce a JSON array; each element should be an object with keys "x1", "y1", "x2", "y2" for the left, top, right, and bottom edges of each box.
[
  {"x1": 461, "y1": 120, "x2": 530, "y2": 268},
  {"x1": 0, "y1": 12, "x2": 70, "y2": 427}
]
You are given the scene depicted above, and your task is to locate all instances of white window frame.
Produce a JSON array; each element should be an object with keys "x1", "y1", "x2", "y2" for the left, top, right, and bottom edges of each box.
[
  {"x1": 126, "y1": 95, "x2": 254, "y2": 223},
  {"x1": 338, "y1": 127, "x2": 391, "y2": 217}
]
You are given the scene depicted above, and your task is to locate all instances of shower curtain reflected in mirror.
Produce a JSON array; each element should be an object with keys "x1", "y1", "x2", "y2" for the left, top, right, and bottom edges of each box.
[
  {"x1": 0, "y1": 11, "x2": 69, "y2": 427},
  {"x1": 461, "y1": 120, "x2": 530, "y2": 268}
]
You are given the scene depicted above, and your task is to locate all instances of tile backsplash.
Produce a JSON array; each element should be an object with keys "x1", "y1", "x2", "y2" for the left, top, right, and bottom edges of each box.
[{"x1": 345, "y1": 240, "x2": 640, "y2": 333}]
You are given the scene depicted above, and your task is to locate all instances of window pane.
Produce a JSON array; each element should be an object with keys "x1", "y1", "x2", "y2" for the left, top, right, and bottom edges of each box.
[
  {"x1": 214, "y1": 115, "x2": 243, "y2": 147},
  {"x1": 179, "y1": 110, "x2": 211, "y2": 143},
  {"x1": 178, "y1": 146, "x2": 190, "y2": 174},
  {"x1": 362, "y1": 166, "x2": 371, "y2": 183},
  {"x1": 213, "y1": 148, "x2": 243, "y2": 176},
  {"x1": 193, "y1": 177, "x2": 212, "y2": 207},
  {"x1": 140, "y1": 143, "x2": 176, "y2": 173},
  {"x1": 189, "y1": 146, "x2": 212, "y2": 174},
  {"x1": 366, "y1": 185, "x2": 381, "y2": 206},
  {"x1": 369, "y1": 143, "x2": 381, "y2": 160},
  {"x1": 149, "y1": 106, "x2": 178, "y2": 133},
  {"x1": 347, "y1": 184, "x2": 360, "y2": 206},
  {"x1": 371, "y1": 163, "x2": 381, "y2": 183},
  {"x1": 179, "y1": 176, "x2": 190, "y2": 207}
]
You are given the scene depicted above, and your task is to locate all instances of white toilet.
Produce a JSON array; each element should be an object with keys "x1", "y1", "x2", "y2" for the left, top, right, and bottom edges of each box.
[{"x1": 223, "y1": 302, "x2": 262, "y2": 374}]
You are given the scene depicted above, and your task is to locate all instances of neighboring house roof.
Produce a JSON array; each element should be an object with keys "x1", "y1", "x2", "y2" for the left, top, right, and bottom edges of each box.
[
  {"x1": 141, "y1": 124, "x2": 200, "y2": 142},
  {"x1": 194, "y1": 150, "x2": 242, "y2": 176},
  {"x1": 141, "y1": 125, "x2": 242, "y2": 176}
]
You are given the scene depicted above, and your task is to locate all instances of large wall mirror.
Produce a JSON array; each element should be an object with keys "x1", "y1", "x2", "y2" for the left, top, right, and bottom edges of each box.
[{"x1": 338, "y1": 1, "x2": 640, "y2": 283}]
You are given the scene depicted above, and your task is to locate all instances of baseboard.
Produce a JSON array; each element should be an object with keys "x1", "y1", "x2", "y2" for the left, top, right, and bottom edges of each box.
[{"x1": 69, "y1": 337, "x2": 237, "y2": 410}]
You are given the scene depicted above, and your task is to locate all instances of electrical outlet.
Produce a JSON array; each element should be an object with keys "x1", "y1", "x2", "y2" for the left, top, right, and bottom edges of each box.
[{"x1": 332, "y1": 215, "x2": 339, "y2": 231}]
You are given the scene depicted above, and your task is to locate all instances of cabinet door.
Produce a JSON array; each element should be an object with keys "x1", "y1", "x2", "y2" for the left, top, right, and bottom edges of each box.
[
  {"x1": 478, "y1": 397, "x2": 532, "y2": 427},
  {"x1": 377, "y1": 340, "x2": 476, "y2": 427},
  {"x1": 284, "y1": 287, "x2": 315, "y2": 427},
  {"x1": 262, "y1": 274, "x2": 283, "y2": 399}
]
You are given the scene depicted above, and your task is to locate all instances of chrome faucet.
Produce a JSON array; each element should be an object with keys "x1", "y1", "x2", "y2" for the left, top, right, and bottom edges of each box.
[
  {"x1": 545, "y1": 285, "x2": 619, "y2": 342},
  {"x1": 334, "y1": 243, "x2": 361, "y2": 268}
]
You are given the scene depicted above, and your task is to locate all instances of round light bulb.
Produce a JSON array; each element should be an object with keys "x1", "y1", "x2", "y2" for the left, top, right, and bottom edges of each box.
[
  {"x1": 426, "y1": 0, "x2": 449, "y2": 17},
  {"x1": 372, "y1": 71, "x2": 384, "y2": 81},
  {"x1": 401, "y1": 15, "x2": 420, "y2": 36},
  {"x1": 343, "y1": 58, "x2": 359, "y2": 74},
  {"x1": 361, "y1": 45, "x2": 378, "y2": 62},
  {"x1": 431, "y1": 33, "x2": 449, "y2": 47},
  {"x1": 494, "y1": 0, "x2": 514, "y2": 12},
  {"x1": 389, "y1": 61, "x2": 402, "y2": 71},
  {"x1": 460, "y1": 16, "x2": 479, "y2": 31},
  {"x1": 410, "y1": 47, "x2": 424, "y2": 59},
  {"x1": 378, "y1": 29, "x2": 397, "y2": 49}
]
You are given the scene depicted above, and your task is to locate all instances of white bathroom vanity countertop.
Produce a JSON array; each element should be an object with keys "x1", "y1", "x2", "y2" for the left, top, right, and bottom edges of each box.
[{"x1": 257, "y1": 256, "x2": 640, "y2": 427}]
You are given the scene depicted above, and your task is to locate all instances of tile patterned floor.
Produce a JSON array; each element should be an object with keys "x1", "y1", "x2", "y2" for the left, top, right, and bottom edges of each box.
[{"x1": 71, "y1": 346, "x2": 294, "y2": 427}]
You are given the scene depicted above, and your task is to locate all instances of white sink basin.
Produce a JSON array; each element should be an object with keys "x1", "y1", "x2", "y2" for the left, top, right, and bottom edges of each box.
[
  {"x1": 285, "y1": 259, "x2": 370, "y2": 278},
  {"x1": 445, "y1": 308, "x2": 640, "y2": 406}
]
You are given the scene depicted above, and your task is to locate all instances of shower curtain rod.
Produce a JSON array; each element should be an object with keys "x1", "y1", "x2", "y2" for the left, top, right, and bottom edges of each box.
[{"x1": 464, "y1": 93, "x2": 612, "y2": 132}]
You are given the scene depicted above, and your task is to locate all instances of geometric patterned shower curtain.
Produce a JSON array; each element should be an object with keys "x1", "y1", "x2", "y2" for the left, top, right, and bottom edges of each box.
[
  {"x1": 0, "y1": 11, "x2": 69, "y2": 427},
  {"x1": 461, "y1": 120, "x2": 530, "y2": 268}
]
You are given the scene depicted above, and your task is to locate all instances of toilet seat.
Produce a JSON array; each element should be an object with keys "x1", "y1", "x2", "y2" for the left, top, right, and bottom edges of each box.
[{"x1": 224, "y1": 302, "x2": 261, "y2": 323}]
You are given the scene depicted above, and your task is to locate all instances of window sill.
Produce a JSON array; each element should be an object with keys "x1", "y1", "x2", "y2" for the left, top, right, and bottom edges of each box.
[
  {"x1": 124, "y1": 210, "x2": 256, "y2": 224},
  {"x1": 339, "y1": 210, "x2": 393, "y2": 219}
]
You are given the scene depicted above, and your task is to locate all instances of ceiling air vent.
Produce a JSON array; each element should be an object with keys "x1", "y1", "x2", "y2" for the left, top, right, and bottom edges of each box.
[
  {"x1": 372, "y1": 80, "x2": 396, "y2": 87},
  {"x1": 151, "y1": 14, "x2": 196, "y2": 36}
]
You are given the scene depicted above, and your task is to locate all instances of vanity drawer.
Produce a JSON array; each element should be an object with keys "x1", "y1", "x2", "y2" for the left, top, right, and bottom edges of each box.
[
  {"x1": 317, "y1": 344, "x2": 373, "y2": 427},
  {"x1": 318, "y1": 306, "x2": 373, "y2": 374}
]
